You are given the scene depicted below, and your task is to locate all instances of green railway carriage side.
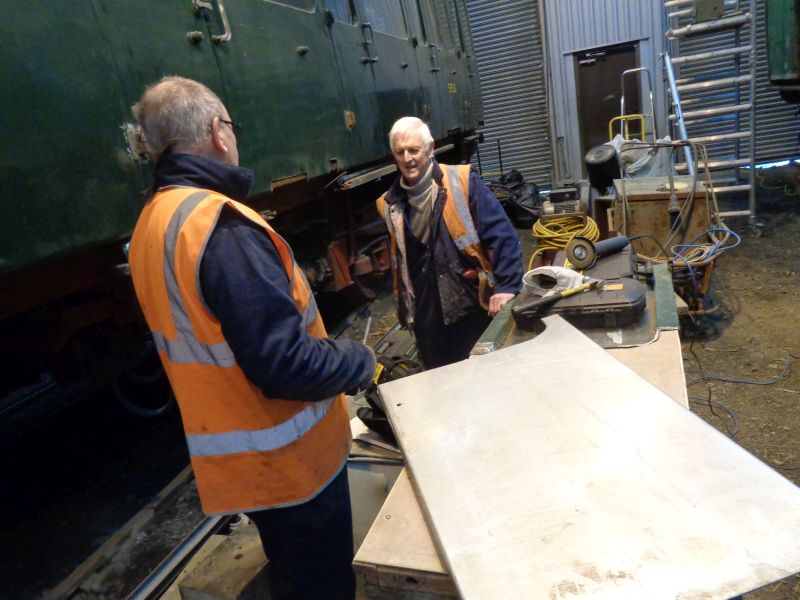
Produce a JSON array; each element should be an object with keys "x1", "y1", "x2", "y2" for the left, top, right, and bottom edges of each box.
[
  {"x1": 0, "y1": 0, "x2": 482, "y2": 410},
  {"x1": 0, "y1": 0, "x2": 481, "y2": 282}
]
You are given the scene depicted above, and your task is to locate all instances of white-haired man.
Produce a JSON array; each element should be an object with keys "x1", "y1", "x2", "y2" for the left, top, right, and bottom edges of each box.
[
  {"x1": 128, "y1": 76, "x2": 374, "y2": 600},
  {"x1": 377, "y1": 117, "x2": 523, "y2": 368}
]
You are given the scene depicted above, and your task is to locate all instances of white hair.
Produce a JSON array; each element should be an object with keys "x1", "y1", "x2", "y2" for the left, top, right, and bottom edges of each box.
[
  {"x1": 388, "y1": 117, "x2": 434, "y2": 153},
  {"x1": 132, "y1": 75, "x2": 226, "y2": 160}
]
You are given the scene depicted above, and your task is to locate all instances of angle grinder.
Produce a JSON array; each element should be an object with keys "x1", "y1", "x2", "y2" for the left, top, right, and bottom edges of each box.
[{"x1": 566, "y1": 235, "x2": 631, "y2": 270}]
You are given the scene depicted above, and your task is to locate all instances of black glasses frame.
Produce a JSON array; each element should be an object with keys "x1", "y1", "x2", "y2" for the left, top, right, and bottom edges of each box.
[{"x1": 219, "y1": 118, "x2": 243, "y2": 137}]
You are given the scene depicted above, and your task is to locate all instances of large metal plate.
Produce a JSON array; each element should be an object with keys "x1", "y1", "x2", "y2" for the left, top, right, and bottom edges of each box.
[{"x1": 380, "y1": 316, "x2": 800, "y2": 599}]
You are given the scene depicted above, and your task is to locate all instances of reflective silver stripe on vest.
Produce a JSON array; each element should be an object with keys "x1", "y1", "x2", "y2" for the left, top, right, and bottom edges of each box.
[
  {"x1": 444, "y1": 165, "x2": 480, "y2": 251},
  {"x1": 158, "y1": 191, "x2": 235, "y2": 366},
  {"x1": 185, "y1": 396, "x2": 336, "y2": 457},
  {"x1": 151, "y1": 331, "x2": 235, "y2": 366}
]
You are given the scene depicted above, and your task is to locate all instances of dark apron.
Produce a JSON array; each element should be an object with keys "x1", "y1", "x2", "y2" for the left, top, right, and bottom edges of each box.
[{"x1": 404, "y1": 209, "x2": 490, "y2": 369}]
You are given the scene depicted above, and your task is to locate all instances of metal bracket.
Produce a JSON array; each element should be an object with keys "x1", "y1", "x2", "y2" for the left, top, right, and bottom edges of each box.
[
  {"x1": 694, "y1": 0, "x2": 725, "y2": 22},
  {"x1": 122, "y1": 123, "x2": 149, "y2": 163},
  {"x1": 211, "y1": 0, "x2": 232, "y2": 44},
  {"x1": 361, "y1": 23, "x2": 378, "y2": 63},
  {"x1": 429, "y1": 43, "x2": 441, "y2": 73},
  {"x1": 186, "y1": 31, "x2": 205, "y2": 44}
]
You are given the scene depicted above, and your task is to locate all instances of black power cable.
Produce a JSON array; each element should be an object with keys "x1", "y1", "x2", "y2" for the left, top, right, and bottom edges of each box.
[{"x1": 686, "y1": 348, "x2": 800, "y2": 471}]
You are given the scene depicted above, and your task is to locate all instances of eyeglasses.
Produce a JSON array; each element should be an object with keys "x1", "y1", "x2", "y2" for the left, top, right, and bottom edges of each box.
[{"x1": 219, "y1": 118, "x2": 243, "y2": 137}]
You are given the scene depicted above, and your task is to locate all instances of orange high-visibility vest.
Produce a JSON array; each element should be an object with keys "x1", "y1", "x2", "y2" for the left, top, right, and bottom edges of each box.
[
  {"x1": 376, "y1": 164, "x2": 494, "y2": 322},
  {"x1": 129, "y1": 187, "x2": 351, "y2": 515}
]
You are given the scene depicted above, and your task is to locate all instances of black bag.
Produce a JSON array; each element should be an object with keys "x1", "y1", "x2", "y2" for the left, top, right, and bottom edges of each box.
[{"x1": 486, "y1": 170, "x2": 541, "y2": 228}]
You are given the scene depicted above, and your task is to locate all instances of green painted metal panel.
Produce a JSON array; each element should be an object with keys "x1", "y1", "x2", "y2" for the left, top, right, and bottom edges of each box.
[
  {"x1": 0, "y1": 2, "x2": 147, "y2": 274},
  {"x1": 0, "y1": 1, "x2": 225, "y2": 275},
  {"x1": 218, "y1": 2, "x2": 364, "y2": 193},
  {"x1": 0, "y1": 0, "x2": 482, "y2": 277},
  {"x1": 653, "y1": 263, "x2": 680, "y2": 330},
  {"x1": 767, "y1": 0, "x2": 800, "y2": 83}
]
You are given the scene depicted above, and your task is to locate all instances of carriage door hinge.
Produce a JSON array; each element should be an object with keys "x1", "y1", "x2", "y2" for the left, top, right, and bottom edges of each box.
[
  {"x1": 361, "y1": 23, "x2": 378, "y2": 64},
  {"x1": 191, "y1": 0, "x2": 231, "y2": 44}
]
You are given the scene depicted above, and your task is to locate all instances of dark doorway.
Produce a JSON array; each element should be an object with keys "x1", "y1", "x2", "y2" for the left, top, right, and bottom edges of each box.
[{"x1": 574, "y1": 42, "x2": 641, "y2": 161}]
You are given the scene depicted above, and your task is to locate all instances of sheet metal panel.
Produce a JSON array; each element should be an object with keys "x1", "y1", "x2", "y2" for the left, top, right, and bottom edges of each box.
[
  {"x1": 542, "y1": 0, "x2": 668, "y2": 181},
  {"x1": 466, "y1": 0, "x2": 552, "y2": 186},
  {"x1": 380, "y1": 315, "x2": 800, "y2": 599}
]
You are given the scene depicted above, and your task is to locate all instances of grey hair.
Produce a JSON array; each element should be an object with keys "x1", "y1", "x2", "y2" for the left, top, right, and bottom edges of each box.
[
  {"x1": 388, "y1": 116, "x2": 434, "y2": 153},
  {"x1": 131, "y1": 76, "x2": 226, "y2": 160}
]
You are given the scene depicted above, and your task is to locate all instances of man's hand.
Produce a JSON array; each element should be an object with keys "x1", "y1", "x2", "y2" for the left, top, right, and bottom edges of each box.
[
  {"x1": 346, "y1": 345, "x2": 377, "y2": 397},
  {"x1": 488, "y1": 292, "x2": 515, "y2": 317}
]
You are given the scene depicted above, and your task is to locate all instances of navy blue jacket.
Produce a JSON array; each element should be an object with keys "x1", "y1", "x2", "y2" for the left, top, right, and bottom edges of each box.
[
  {"x1": 153, "y1": 153, "x2": 375, "y2": 401},
  {"x1": 383, "y1": 161, "x2": 523, "y2": 327}
]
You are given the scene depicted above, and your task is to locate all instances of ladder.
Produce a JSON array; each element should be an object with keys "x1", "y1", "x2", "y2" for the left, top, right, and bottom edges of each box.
[{"x1": 662, "y1": 0, "x2": 757, "y2": 223}]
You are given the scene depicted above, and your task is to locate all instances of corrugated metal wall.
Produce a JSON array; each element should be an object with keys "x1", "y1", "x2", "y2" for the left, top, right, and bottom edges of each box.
[
  {"x1": 465, "y1": 0, "x2": 552, "y2": 186},
  {"x1": 464, "y1": 0, "x2": 797, "y2": 191},
  {"x1": 672, "y1": 1, "x2": 800, "y2": 162},
  {"x1": 541, "y1": 0, "x2": 668, "y2": 182}
]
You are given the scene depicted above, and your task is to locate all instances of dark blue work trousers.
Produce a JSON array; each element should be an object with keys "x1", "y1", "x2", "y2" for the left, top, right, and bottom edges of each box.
[{"x1": 248, "y1": 466, "x2": 355, "y2": 600}]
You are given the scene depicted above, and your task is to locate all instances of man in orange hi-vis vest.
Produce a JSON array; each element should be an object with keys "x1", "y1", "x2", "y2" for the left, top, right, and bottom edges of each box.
[
  {"x1": 128, "y1": 76, "x2": 375, "y2": 600},
  {"x1": 377, "y1": 117, "x2": 523, "y2": 369}
]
